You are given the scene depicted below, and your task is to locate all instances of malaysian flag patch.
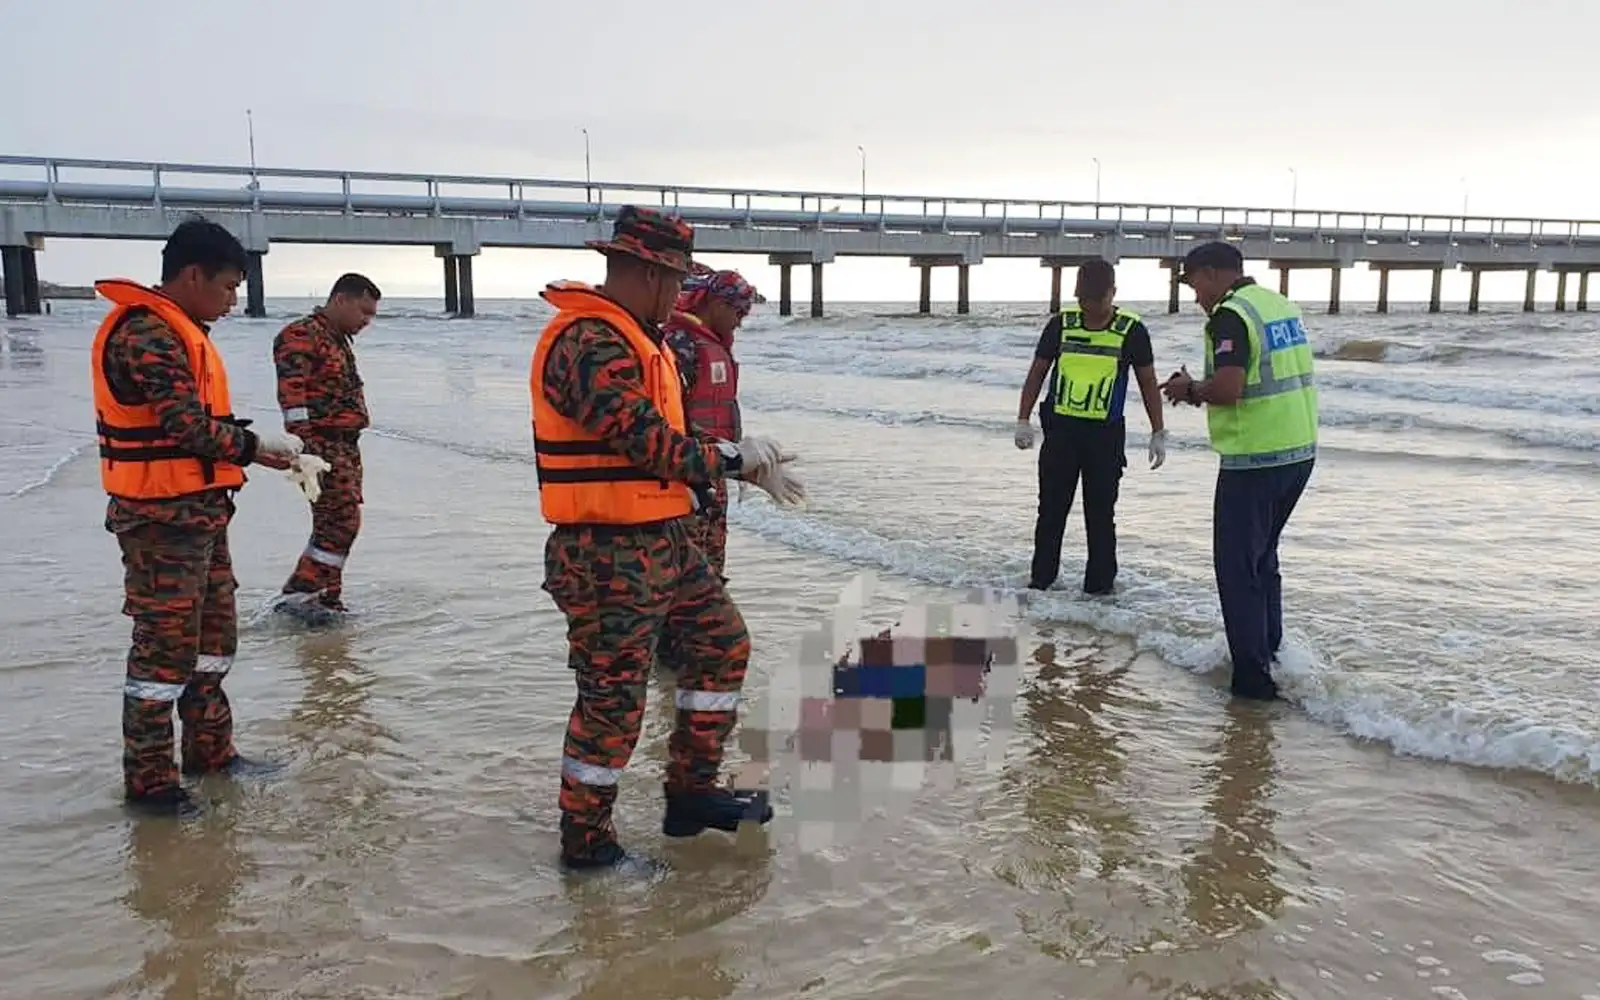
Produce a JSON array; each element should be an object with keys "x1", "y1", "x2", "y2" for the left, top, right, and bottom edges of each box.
[{"x1": 1215, "y1": 339, "x2": 1233, "y2": 354}]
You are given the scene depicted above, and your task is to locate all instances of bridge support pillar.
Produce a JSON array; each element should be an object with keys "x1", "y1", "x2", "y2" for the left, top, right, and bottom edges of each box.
[
  {"x1": 1580, "y1": 272, "x2": 1591, "y2": 312},
  {"x1": 1048, "y1": 265, "x2": 1063, "y2": 313},
  {"x1": 1376, "y1": 267, "x2": 1390, "y2": 314},
  {"x1": 1278, "y1": 267, "x2": 1290, "y2": 296},
  {"x1": 436, "y1": 245, "x2": 478, "y2": 317},
  {"x1": 1161, "y1": 260, "x2": 1181, "y2": 313},
  {"x1": 1328, "y1": 266, "x2": 1342, "y2": 315},
  {"x1": 1430, "y1": 268, "x2": 1443, "y2": 313},
  {"x1": 456, "y1": 256, "x2": 476, "y2": 318},
  {"x1": 919, "y1": 265, "x2": 932, "y2": 315},
  {"x1": 245, "y1": 250, "x2": 266, "y2": 319},
  {"x1": 769, "y1": 252, "x2": 832, "y2": 319},
  {"x1": 443, "y1": 255, "x2": 459, "y2": 313},
  {"x1": 19, "y1": 247, "x2": 42, "y2": 315},
  {"x1": 1523, "y1": 268, "x2": 1536, "y2": 313},
  {"x1": 1556, "y1": 271, "x2": 1569, "y2": 312},
  {"x1": 957, "y1": 265, "x2": 970, "y2": 315},
  {"x1": 1468, "y1": 269, "x2": 1482, "y2": 313},
  {"x1": 2, "y1": 246, "x2": 43, "y2": 317},
  {"x1": 1, "y1": 247, "x2": 22, "y2": 317}
]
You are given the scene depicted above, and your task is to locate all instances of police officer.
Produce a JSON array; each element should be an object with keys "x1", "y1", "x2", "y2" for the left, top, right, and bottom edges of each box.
[
  {"x1": 1015, "y1": 258, "x2": 1168, "y2": 594},
  {"x1": 1161, "y1": 241, "x2": 1318, "y2": 701}
]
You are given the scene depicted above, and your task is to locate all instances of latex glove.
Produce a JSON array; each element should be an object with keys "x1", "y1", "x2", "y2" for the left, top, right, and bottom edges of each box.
[
  {"x1": 720, "y1": 435, "x2": 792, "y2": 481},
  {"x1": 287, "y1": 453, "x2": 332, "y2": 502},
  {"x1": 256, "y1": 429, "x2": 304, "y2": 460},
  {"x1": 749, "y1": 460, "x2": 807, "y2": 507},
  {"x1": 1148, "y1": 429, "x2": 1168, "y2": 470},
  {"x1": 1014, "y1": 419, "x2": 1035, "y2": 450}
]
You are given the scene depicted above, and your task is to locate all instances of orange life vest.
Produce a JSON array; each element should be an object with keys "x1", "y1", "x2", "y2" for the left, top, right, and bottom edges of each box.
[
  {"x1": 529, "y1": 281, "x2": 695, "y2": 526},
  {"x1": 90, "y1": 279, "x2": 247, "y2": 500}
]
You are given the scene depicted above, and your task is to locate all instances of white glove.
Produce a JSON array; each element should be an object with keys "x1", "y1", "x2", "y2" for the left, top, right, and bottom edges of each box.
[
  {"x1": 720, "y1": 435, "x2": 788, "y2": 480},
  {"x1": 255, "y1": 429, "x2": 304, "y2": 460},
  {"x1": 719, "y1": 435, "x2": 806, "y2": 507},
  {"x1": 1148, "y1": 429, "x2": 1168, "y2": 470},
  {"x1": 1014, "y1": 419, "x2": 1035, "y2": 450},
  {"x1": 287, "y1": 453, "x2": 332, "y2": 502}
]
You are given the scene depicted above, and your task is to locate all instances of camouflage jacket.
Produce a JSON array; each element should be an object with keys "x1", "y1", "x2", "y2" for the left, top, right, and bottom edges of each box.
[{"x1": 273, "y1": 308, "x2": 369, "y2": 439}]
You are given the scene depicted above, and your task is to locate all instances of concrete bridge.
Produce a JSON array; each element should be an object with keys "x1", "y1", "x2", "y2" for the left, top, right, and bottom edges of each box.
[{"x1": 3, "y1": 154, "x2": 1600, "y2": 319}]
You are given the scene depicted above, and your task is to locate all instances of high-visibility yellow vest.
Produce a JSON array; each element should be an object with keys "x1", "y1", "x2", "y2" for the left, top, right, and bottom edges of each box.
[
  {"x1": 1052, "y1": 306, "x2": 1140, "y2": 422},
  {"x1": 1203, "y1": 282, "x2": 1319, "y2": 469}
]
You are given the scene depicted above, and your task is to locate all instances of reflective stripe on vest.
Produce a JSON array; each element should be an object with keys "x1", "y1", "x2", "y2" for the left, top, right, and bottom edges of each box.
[
  {"x1": 529, "y1": 282, "x2": 695, "y2": 526},
  {"x1": 89, "y1": 279, "x2": 247, "y2": 500},
  {"x1": 1052, "y1": 306, "x2": 1139, "y2": 421},
  {"x1": 1203, "y1": 283, "x2": 1319, "y2": 470}
]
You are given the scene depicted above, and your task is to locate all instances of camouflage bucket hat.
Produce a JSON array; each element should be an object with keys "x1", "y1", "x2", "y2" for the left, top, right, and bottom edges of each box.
[{"x1": 585, "y1": 205, "x2": 696, "y2": 273}]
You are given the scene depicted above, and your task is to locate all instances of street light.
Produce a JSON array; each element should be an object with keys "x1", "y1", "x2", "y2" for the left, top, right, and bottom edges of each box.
[
  {"x1": 1092, "y1": 157, "x2": 1101, "y2": 204},
  {"x1": 245, "y1": 109, "x2": 259, "y2": 191},
  {"x1": 1288, "y1": 167, "x2": 1297, "y2": 212},
  {"x1": 857, "y1": 145, "x2": 866, "y2": 211},
  {"x1": 582, "y1": 128, "x2": 592, "y2": 202},
  {"x1": 1461, "y1": 176, "x2": 1469, "y2": 218}
]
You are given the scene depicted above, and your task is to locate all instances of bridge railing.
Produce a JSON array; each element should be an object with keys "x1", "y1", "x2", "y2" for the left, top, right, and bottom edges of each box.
[{"x1": 3, "y1": 154, "x2": 1599, "y2": 243}]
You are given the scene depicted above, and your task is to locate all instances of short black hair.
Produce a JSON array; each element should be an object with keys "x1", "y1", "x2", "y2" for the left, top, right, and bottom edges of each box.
[
  {"x1": 160, "y1": 218, "x2": 248, "y2": 283},
  {"x1": 329, "y1": 272, "x2": 381, "y2": 301},
  {"x1": 1075, "y1": 258, "x2": 1116, "y2": 299}
]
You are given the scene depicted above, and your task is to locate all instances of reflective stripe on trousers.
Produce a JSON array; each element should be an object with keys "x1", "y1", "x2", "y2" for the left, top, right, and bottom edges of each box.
[
  {"x1": 560, "y1": 689, "x2": 741, "y2": 786},
  {"x1": 305, "y1": 544, "x2": 346, "y2": 568},
  {"x1": 124, "y1": 654, "x2": 233, "y2": 702}
]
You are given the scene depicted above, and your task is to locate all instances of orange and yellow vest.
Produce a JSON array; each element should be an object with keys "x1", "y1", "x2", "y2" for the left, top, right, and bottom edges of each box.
[
  {"x1": 529, "y1": 282, "x2": 694, "y2": 525},
  {"x1": 90, "y1": 279, "x2": 246, "y2": 500}
]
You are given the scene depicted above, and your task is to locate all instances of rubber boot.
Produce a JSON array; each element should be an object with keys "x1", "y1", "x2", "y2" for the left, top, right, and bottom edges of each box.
[{"x1": 662, "y1": 786, "x2": 774, "y2": 838}]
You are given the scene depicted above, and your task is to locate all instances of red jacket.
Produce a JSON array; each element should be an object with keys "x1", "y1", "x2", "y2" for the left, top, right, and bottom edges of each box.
[{"x1": 662, "y1": 310, "x2": 741, "y2": 441}]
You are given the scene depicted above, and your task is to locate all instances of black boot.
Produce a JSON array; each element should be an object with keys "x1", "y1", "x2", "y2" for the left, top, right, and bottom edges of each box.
[
  {"x1": 125, "y1": 786, "x2": 203, "y2": 820},
  {"x1": 182, "y1": 753, "x2": 285, "y2": 778},
  {"x1": 560, "y1": 839, "x2": 628, "y2": 870},
  {"x1": 662, "y1": 786, "x2": 774, "y2": 838}
]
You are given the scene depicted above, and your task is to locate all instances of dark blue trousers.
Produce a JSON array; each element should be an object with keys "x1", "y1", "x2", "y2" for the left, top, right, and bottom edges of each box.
[{"x1": 1212, "y1": 459, "x2": 1314, "y2": 698}]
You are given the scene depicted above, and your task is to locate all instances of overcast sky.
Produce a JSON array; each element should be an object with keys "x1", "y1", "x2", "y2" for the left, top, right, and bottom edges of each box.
[{"x1": 4, "y1": 0, "x2": 1595, "y2": 303}]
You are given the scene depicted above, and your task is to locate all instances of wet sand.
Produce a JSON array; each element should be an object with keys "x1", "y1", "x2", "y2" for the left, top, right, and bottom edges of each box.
[
  {"x1": 3, "y1": 428, "x2": 1598, "y2": 999},
  {"x1": 3, "y1": 301, "x2": 1599, "y2": 999}
]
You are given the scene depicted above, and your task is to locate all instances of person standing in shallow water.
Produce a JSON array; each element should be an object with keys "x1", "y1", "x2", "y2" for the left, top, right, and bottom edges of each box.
[
  {"x1": 1015, "y1": 258, "x2": 1168, "y2": 595},
  {"x1": 661, "y1": 266, "x2": 758, "y2": 583},
  {"x1": 92, "y1": 218, "x2": 305, "y2": 818},
  {"x1": 1162, "y1": 241, "x2": 1319, "y2": 702},
  {"x1": 530, "y1": 205, "x2": 806, "y2": 869},
  {"x1": 272, "y1": 272, "x2": 382, "y2": 619}
]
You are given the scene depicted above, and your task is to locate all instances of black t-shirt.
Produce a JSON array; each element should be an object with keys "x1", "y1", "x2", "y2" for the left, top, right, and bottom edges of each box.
[
  {"x1": 1034, "y1": 310, "x2": 1155, "y2": 425},
  {"x1": 1204, "y1": 277, "x2": 1257, "y2": 371}
]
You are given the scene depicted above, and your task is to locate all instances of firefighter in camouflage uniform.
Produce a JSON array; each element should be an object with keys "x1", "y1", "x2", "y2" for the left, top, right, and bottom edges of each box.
[
  {"x1": 531, "y1": 205, "x2": 806, "y2": 869},
  {"x1": 273, "y1": 272, "x2": 383, "y2": 618},
  {"x1": 92, "y1": 219, "x2": 305, "y2": 818}
]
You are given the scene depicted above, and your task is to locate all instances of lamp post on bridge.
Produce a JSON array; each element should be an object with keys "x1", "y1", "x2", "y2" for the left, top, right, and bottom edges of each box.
[
  {"x1": 1093, "y1": 157, "x2": 1101, "y2": 204},
  {"x1": 582, "y1": 128, "x2": 592, "y2": 204},
  {"x1": 858, "y1": 145, "x2": 866, "y2": 213},
  {"x1": 1288, "y1": 167, "x2": 1297, "y2": 213},
  {"x1": 245, "y1": 109, "x2": 259, "y2": 192}
]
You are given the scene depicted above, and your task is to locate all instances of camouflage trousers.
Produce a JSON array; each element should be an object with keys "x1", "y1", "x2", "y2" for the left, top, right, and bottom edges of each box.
[
  {"x1": 542, "y1": 516, "x2": 751, "y2": 859},
  {"x1": 281, "y1": 438, "x2": 363, "y2": 610},
  {"x1": 689, "y1": 477, "x2": 729, "y2": 582},
  {"x1": 117, "y1": 522, "x2": 239, "y2": 798}
]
